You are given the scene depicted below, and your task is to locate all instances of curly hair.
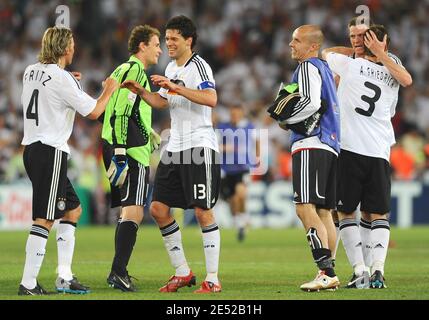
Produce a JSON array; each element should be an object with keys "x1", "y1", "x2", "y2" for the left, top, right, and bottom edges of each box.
[{"x1": 128, "y1": 25, "x2": 161, "y2": 54}]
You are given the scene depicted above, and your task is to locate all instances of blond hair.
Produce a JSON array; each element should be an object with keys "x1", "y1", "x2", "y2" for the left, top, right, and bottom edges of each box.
[
  {"x1": 38, "y1": 27, "x2": 73, "y2": 64},
  {"x1": 128, "y1": 25, "x2": 160, "y2": 54}
]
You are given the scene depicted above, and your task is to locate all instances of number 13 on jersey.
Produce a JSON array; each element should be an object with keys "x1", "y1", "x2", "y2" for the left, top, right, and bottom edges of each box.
[{"x1": 194, "y1": 184, "x2": 206, "y2": 200}]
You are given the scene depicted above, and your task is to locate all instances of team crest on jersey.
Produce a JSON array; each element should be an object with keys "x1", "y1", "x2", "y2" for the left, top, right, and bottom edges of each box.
[
  {"x1": 57, "y1": 200, "x2": 66, "y2": 211},
  {"x1": 168, "y1": 79, "x2": 185, "y2": 95}
]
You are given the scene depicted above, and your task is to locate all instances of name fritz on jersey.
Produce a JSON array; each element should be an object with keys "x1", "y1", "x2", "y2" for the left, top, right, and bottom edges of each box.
[{"x1": 23, "y1": 69, "x2": 52, "y2": 86}]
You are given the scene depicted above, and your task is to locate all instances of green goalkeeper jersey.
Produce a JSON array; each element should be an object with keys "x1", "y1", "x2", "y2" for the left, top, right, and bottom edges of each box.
[{"x1": 102, "y1": 55, "x2": 152, "y2": 166}]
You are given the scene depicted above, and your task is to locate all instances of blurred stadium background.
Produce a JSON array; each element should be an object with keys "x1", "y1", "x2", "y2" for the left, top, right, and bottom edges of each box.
[{"x1": 1, "y1": 0, "x2": 429, "y2": 231}]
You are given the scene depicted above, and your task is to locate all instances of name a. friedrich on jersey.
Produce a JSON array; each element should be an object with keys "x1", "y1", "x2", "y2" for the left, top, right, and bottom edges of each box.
[{"x1": 359, "y1": 65, "x2": 398, "y2": 88}]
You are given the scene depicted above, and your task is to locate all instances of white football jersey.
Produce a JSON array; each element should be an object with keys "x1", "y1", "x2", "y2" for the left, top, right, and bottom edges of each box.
[
  {"x1": 21, "y1": 63, "x2": 96, "y2": 154},
  {"x1": 159, "y1": 53, "x2": 219, "y2": 153},
  {"x1": 326, "y1": 53, "x2": 400, "y2": 161}
]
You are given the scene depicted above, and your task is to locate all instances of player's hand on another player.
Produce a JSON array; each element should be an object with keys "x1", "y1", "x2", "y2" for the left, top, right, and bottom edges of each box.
[
  {"x1": 71, "y1": 71, "x2": 82, "y2": 81},
  {"x1": 103, "y1": 77, "x2": 120, "y2": 93},
  {"x1": 364, "y1": 30, "x2": 387, "y2": 57},
  {"x1": 121, "y1": 80, "x2": 145, "y2": 96},
  {"x1": 151, "y1": 75, "x2": 178, "y2": 91},
  {"x1": 107, "y1": 147, "x2": 129, "y2": 187},
  {"x1": 150, "y1": 130, "x2": 161, "y2": 152}
]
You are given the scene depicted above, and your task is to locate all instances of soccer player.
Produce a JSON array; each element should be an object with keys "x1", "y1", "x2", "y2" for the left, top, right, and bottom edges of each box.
[
  {"x1": 327, "y1": 18, "x2": 375, "y2": 275},
  {"x1": 324, "y1": 18, "x2": 412, "y2": 288},
  {"x1": 285, "y1": 25, "x2": 341, "y2": 291},
  {"x1": 217, "y1": 104, "x2": 259, "y2": 242},
  {"x1": 19, "y1": 26, "x2": 118, "y2": 295},
  {"x1": 323, "y1": 24, "x2": 412, "y2": 289},
  {"x1": 102, "y1": 25, "x2": 162, "y2": 292},
  {"x1": 121, "y1": 15, "x2": 221, "y2": 293}
]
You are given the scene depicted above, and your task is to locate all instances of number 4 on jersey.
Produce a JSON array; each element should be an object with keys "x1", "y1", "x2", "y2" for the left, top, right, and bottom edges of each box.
[{"x1": 26, "y1": 89, "x2": 39, "y2": 126}]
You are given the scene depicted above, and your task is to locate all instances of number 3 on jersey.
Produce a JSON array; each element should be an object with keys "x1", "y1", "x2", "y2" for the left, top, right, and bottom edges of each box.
[
  {"x1": 355, "y1": 81, "x2": 381, "y2": 117},
  {"x1": 26, "y1": 89, "x2": 39, "y2": 126}
]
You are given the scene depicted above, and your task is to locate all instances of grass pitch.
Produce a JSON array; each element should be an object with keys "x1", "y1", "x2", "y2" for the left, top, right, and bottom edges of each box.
[{"x1": 1, "y1": 225, "x2": 428, "y2": 300}]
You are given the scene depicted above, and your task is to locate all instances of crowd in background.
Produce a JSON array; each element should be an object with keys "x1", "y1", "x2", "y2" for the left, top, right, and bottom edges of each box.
[{"x1": 1, "y1": 0, "x2": 429, "y2": 223}]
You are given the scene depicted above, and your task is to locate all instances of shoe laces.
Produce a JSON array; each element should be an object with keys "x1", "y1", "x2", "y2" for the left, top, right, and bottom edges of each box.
[
  {"x1": 315, "y1": 270, "x2": 326, "y2": 280},
  {"x1": 126, "y1": 272, "x2": 139, "y2": 282}
]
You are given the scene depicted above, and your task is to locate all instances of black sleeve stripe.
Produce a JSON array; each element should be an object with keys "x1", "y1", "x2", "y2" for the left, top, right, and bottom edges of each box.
[
  {"x1": 192, "y1": 59, "x2": 208, "y2": 81},
  {"x1": 67, "y1": 71, "x2": 82, "y2": 90},
  {"x1": 120, "y1": 61, "x2": 138, "y2": 83},
  {"x1": 195, "y1": 56, "x2": 210, "y2": 80},
  {"x1": 192, "y1": 57, "x2": 209, "y2": 81},
  {"x1": 290, "y1": 62, "x2": 312, "y2": 117},
  {"x1": 388, "y1": 53, "x2": 402, "y2": 65},
  {"x1": 290, "y1": 62, "x2": 313, "y2": 117}
]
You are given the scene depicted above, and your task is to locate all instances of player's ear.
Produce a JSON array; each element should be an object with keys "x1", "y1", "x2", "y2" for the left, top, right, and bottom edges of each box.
[{"x1": 186, "y1": 37, "x2": 193, "y2": 49}]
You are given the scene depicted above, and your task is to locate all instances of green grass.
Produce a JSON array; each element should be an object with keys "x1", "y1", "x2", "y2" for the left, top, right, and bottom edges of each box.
[{"x1": 1, "y1": 226, "x2": 428, "y2": 300}]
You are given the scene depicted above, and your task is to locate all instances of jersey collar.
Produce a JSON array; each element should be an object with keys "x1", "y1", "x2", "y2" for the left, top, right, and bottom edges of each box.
[
  {"x1": 129, "y1": 55, "x2": 145, "y2": 69},
  {"x1": 184, "y1": 52, "x2": 197, "y2": 67}
]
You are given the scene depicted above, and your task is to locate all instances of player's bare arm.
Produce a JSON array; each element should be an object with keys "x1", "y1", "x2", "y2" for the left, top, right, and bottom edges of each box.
[
  {"x1": 121, "y1": 79, "x2": 168, "y2": 109},
  {"x1": 87, "y1": 77, "x2": 119, "y2": 119},
  {"x1": 364, "y1": 30, "x2": 412, "y2": 87},
  {"x1": 151, "y1": 75, "x2": 217, "y2": 108},
  {"x1": 321, "y1": 46, "x2": 354, "y2": 60}
]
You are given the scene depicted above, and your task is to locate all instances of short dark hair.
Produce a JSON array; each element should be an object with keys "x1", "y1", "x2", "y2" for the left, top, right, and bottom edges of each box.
[
  {"x1": 364, "y1": 24, "x2": 390, "y2": 56},
  {"x1": 165, "y1": 15, "x2": 198, "y2": 49},
  {"x1": 348, "y1": 16, "x2": 374, "y2": 28},
  {"x1": 128, "y1": 25, "x2": 160, "y2": 54}
]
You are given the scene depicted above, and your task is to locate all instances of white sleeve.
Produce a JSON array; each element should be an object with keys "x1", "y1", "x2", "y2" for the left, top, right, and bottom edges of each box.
[
  {"x1": 61, "y1": 72, "x2": 96, "y2": 116},
  {"x1": 191, "y1": 60, "x2": 216, "y2": 90},
  {"x1": 326, "y1": 52, "x2": 351, "y2": 78},
  {"x1": 287, "y1": 62, "x2": 322, "y2": 124}
]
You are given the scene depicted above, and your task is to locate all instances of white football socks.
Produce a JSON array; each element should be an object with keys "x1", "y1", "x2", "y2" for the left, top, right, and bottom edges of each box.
[
  {"x1": 56, "y1": 221, "x2": 76, "y2": 281},
  {"x1": 160, "y1": 221, "x2": 190, "y2": 277},
  {"x1": 21, "y1": 225, "x2": 49, "y2": 289},
  {"x1": 371, "y1": 219, "x2": 390, "y2": 275},
  {"x1": 201, "y1": 223, "x2": 220, "y2": 284},
  {"x1": 339, "y1": 219, "x2": 366, "y2": 275}
]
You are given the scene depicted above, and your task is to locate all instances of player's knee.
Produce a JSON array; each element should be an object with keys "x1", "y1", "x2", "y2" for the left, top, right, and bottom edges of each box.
[
  {"x1": 235, "y1": 183, "x2": 246, "y2": 199},
  {"x1": 150, "y1": 202, "x2": 168, "y2": 221},
  {"x1": 195, "y1": 207, "x2": 214, "y2": 225},
  {"x1": 63, "y1": 205, "x2": 82, "y2": 223},
  {"x1": 35, "y1": 218, "x2": 55, "y2": 231}
]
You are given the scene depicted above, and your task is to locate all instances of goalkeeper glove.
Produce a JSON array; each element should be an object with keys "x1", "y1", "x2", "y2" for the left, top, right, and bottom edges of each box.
[
  {"x1": 106, "y1": 147, "x2": 129, "y2": 187},
  {"x1": 150, "y1": 130, "x2": 161, "y2": 152}
]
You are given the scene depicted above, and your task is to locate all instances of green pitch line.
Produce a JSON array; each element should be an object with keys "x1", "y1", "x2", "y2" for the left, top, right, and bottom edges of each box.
[{"x1": 1, "y1": 226, "x2": 428, "y2": 300}]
